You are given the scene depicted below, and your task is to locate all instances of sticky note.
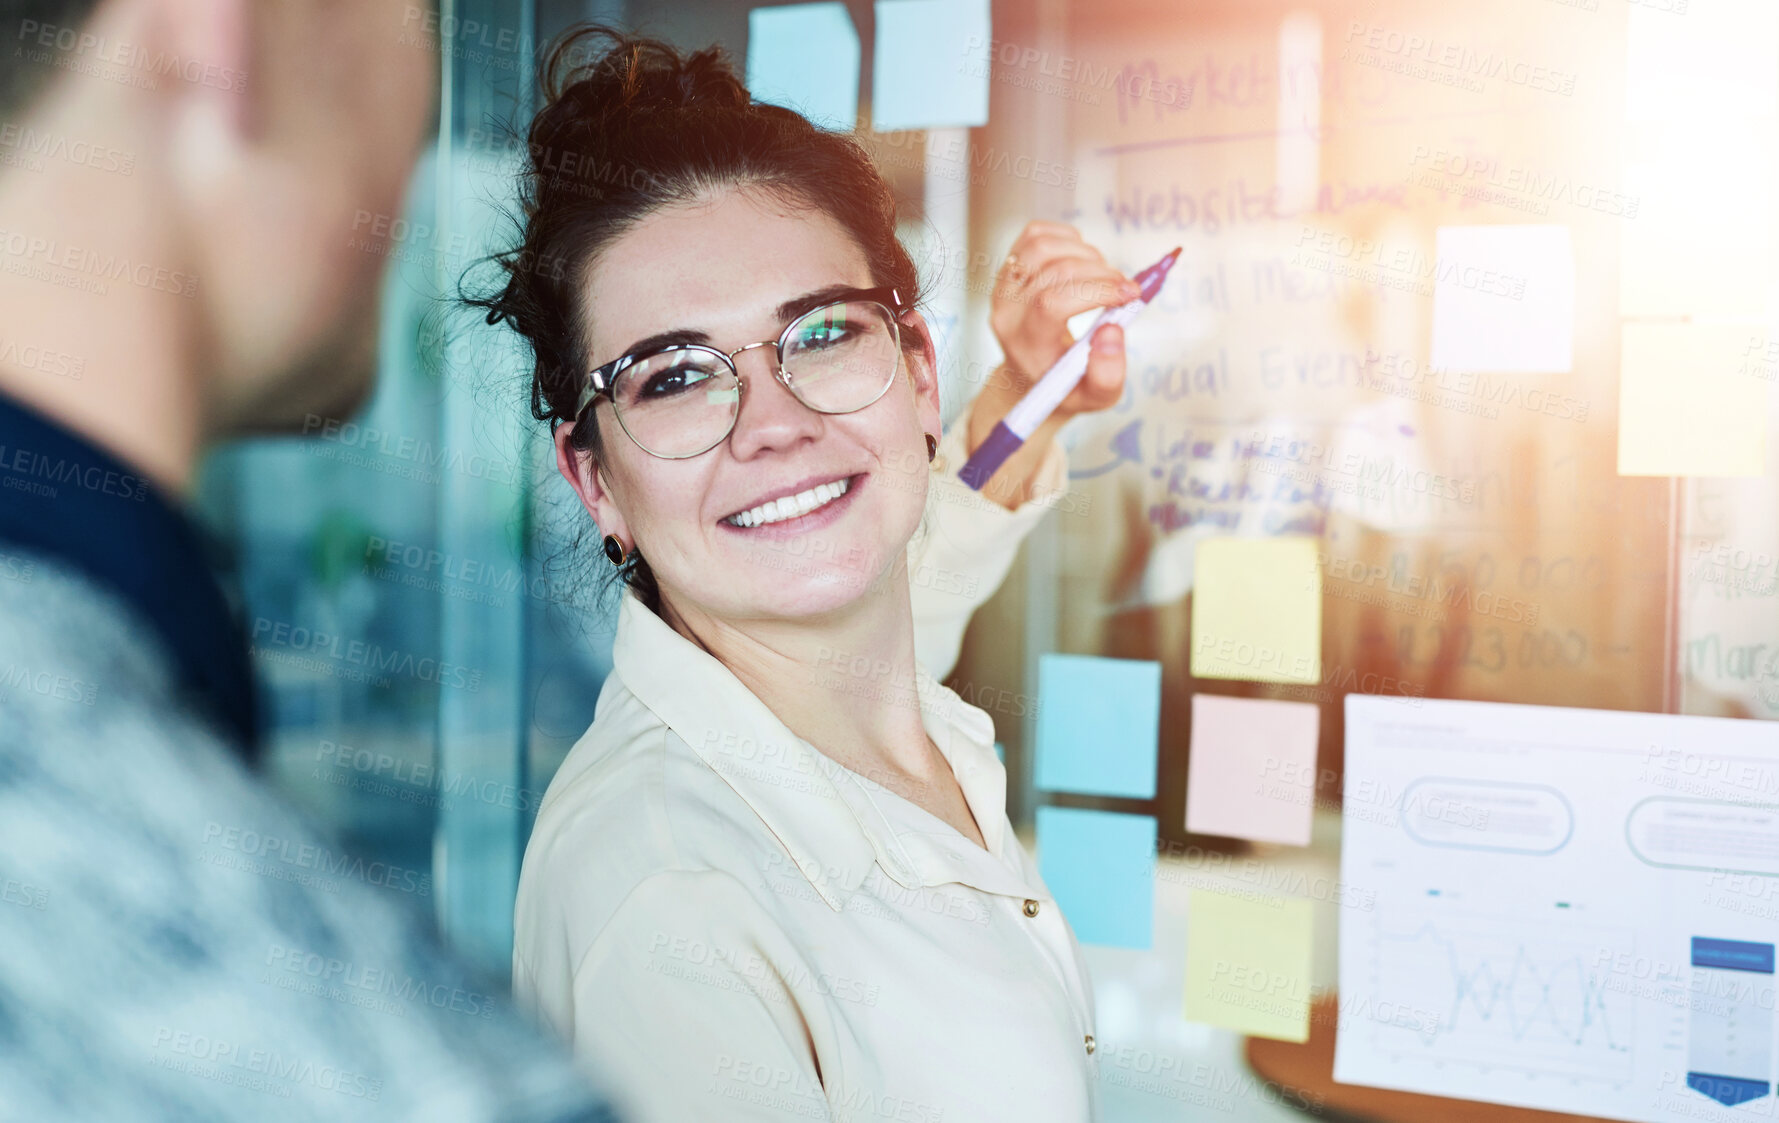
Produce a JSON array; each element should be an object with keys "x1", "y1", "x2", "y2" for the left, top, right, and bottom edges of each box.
[
  {"x1": 746, "y1": 4, "x2": 860, "y2": 132},
  {"x1": 1034, "y1": 654, "x2": 1161, "y2": 799},
  {"x1": 1621, "y1": 130, "x2": 1773, "y2": 320},
  {"x1": 1618, "y1": 322, "x2": 1768, "y2": 477},
  {"x1": 1191, "y1": 537, "x2": 1321, "y2": 685},
  {"x1": 1036, "y1": 806, "x2": 1155, "y2": 949},
  {"x1": 871, "y1": 0, "x2": 990, "y2": 132},
  {"x1": 1186, "y1": 694, "x2": 1320, "y2": 846},
  {"x1": 1429, "y1": 225, "x2": 1574, "y2": 374},
  {"x1": 1185, "y1": 889, "x2": 1315, "y2": 1042}
]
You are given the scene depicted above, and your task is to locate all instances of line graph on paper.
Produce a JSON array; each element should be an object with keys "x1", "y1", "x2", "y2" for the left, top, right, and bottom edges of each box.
[{"x1": 1363, "y1": 902, "x2": 1638, "y2": 1083}]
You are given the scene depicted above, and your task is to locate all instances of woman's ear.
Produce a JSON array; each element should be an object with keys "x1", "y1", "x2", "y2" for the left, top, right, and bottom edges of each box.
[
  {"x1": 553, "y1": 418, "x2": 630, "y2": 547},
  {"x1": 899, "y1": 309, "x2": 943, "y2": 435}
]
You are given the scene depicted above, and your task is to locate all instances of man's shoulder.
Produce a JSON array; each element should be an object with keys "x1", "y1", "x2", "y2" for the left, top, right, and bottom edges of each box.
[
  {"x1": 0, "y1": 555, "x2": 618, "y2": 1123},
  {"x1": 0, "y1": 547, "x2": 177, "y2": 722}
]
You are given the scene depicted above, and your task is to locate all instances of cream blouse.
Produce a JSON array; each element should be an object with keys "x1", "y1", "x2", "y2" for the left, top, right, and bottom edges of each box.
[{"x1": 512, "y1": 419, "x2": 1100, "y2": 1123}]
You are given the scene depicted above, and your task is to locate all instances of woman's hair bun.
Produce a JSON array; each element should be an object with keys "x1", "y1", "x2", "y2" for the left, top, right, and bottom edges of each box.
[{"x1": 544, "y1": 24, "x2": 750, "y2": 120}]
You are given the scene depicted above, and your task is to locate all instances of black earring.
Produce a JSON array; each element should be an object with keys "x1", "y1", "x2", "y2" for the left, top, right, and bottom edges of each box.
[
  {"x1": 925, "y1": 433, "x2": 938, "y2": 462},
  {"x1": 602, "y1": 534, "x2": 627, "y2": 567}
]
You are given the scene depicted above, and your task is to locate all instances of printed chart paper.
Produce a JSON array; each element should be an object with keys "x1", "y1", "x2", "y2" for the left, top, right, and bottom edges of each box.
[{"x1": 1335, "y1": 695, "x2": 1779, "y2": 1122}]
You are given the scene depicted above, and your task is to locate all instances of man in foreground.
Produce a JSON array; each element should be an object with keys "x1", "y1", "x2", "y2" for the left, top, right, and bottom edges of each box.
[{"x1": 0, "y1": 1, "x2": 621, "y2": 1118}]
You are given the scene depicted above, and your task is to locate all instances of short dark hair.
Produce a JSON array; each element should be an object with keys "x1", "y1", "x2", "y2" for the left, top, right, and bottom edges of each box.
[
  {"x1": 0, "y1": 2, "x2": 102, "y2": 117},
  {"x1": 468, "y1": 22, "x2": 931, "y2": 618}
]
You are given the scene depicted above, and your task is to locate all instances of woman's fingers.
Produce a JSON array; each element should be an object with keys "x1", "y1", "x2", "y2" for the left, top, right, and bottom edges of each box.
[
  {"x1": 1006, "y1": 220, "x2": 1090, "y2": 256},
  {"x1": 988, "y1": 223, "x2": 1132, "y2": 420},
  {"x1": 1043, "y1": 323, "x2": 1123, "y2": 416},
  {"x1": 1000, "y1": 226, "x2": 1101, "y2": 285},
  {"x1": 1024, "y1": 258, "x2": 1138, "y2": 322},
  {"x1": 1002, "y1": 233, "x2": 1103, "y2": 283},
  {"x1": 1014, "y1": 231, "x2": 1103, "y2": 262},
  {"x1": 997, "y1": 243, "x2": 1095, "y2": 302}
]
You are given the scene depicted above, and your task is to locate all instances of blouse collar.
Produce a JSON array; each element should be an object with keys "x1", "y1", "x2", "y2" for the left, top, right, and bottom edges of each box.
[{"x1": 610, "y1": 586, "x2": 1033, "y2": 909}]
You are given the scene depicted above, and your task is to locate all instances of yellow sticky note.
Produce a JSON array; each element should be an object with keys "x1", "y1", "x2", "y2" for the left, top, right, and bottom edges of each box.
[
  {"x1": 1184, "y1": 889, "x2": 1315, "y2": 1043},
  {"x1": 1618, "y1": 322, "x2": 1768, "y2": 477},
  {"x1": 1190, "y1": 537, "x2": 1321, "y2": 684}
]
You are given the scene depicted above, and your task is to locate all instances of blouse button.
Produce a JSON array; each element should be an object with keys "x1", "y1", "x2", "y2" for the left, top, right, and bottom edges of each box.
[
  {"x1": 1084, "y1": 1034, "x2": 1096, "y2": 1055},
  {"x1": 1022, "y1": 898, "x2": 1041, "y2": 918}
]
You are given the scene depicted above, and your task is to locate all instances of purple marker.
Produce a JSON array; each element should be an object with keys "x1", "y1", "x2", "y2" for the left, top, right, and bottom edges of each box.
[{"x1": 958, "y1": 245, "x2": 1181, "y2": 491}]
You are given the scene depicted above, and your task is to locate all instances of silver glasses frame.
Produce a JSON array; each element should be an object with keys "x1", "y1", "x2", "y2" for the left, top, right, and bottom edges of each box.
[{"x1": 571, "y1": 286, "x2": 913, "y2": 460}]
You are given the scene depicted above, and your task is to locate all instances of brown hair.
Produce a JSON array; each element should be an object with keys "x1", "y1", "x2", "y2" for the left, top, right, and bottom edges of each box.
[{"x1": 469, "y1": 23, "x2": 931, "y2": 615}]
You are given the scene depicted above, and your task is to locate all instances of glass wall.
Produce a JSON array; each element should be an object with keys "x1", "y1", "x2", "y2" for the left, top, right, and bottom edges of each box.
[{"x1": 199, "y1": 0, "x2": 555, "y2": 979}]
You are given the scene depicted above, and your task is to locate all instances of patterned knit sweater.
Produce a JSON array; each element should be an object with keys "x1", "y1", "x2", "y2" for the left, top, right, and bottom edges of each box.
[{"x1": 0, "y1": 551, "x2": 623, "y2": 1123}]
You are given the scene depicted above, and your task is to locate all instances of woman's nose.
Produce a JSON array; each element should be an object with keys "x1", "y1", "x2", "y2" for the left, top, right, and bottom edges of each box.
[{"x1": 727, "y1": 345, "x2": 824, "y2": 458}]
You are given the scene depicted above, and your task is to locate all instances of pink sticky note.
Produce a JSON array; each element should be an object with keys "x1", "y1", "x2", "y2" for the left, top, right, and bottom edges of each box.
[{"x1": 1185, "y1": 694, "x2": 1320, "y2": 846}]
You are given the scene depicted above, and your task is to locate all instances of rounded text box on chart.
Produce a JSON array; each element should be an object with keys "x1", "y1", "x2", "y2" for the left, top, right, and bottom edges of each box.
[
  {"x1": 1398, "y1": 778, "x2": 1573, "y2": 854},
  {"x1": 1625, "y1": 797, "x2": 1779, "y2": 878}
]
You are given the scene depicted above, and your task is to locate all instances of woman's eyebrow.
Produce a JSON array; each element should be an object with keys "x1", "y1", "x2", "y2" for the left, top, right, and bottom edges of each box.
[
  {"x1": 613, "y1": 327, "x2": 710, "y2": 359},
  {"x1": 773, "y1": 282, "x2": 871, "y2": 323},
  {"x1": 612, "y1": 283, "x2": 875, "y2": 360}
]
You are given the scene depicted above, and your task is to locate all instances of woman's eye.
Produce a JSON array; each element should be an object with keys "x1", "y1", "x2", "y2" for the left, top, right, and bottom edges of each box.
[
  {"x1": 798, "y1": 321, "x2": 853, "y2": 349},
  {"x1": 638, "y1": 365, "x2": 709, "y2": 398}
]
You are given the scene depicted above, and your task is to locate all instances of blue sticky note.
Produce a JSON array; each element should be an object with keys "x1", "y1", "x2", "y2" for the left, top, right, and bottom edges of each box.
[
  {"x1": 746, "y1": 4, "x2": 860, "y2": 132},
  {"x1": 1035, "y1": 654, "x2": 1161, "y2": 799},
  {"x1": 1036, "y1": 806, "x2": 1156, "y2": 949},
  {"x1": 871, "y1": 0, "x2": 991, "y2": 132}
]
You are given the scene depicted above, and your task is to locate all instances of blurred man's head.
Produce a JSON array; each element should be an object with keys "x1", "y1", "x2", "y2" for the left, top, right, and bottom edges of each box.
[{"x1": 0, "y1": 0, "x2": 435, "y2": 484}]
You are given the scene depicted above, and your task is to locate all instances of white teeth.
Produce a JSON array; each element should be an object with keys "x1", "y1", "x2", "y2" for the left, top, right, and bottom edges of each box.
[{"x1": 726, "y1": 478, "x2": 851, "y2": 528}]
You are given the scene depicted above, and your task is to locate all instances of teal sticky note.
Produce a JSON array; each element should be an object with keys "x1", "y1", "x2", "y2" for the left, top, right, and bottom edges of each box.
[
  {"x1": 746, "y1": 4, "x2": 860, "y2": 132},
  {"x1": 1035, "y1": 654, "x2": 1161, "y2": 799},
  {"x1": 1036, "y1": 806, "x2": 1156, "y2": 949},
  {"x1": 871, "y1": 0, "x2": 991, "y2": 132}
]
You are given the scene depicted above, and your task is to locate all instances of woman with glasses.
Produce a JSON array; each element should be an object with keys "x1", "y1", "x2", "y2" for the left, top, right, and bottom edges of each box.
[{"x1": 481, "y1": 25, "x2": 1137, "y2": 1123}]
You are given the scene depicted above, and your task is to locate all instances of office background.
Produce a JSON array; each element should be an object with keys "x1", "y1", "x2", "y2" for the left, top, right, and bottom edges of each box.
[{"x1": 194, "y1": 1, "x2": 1779, "y2": 1118}]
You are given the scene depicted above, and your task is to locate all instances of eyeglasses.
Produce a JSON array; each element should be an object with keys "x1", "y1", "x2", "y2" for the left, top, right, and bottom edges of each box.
[{"x1": 572, "y1": 286, "x2": 913, "y2": 459}]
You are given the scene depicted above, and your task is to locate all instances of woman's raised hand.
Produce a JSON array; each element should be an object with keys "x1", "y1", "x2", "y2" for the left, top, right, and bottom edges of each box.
[
  {"x1": 962, "y1": 221, "x2": 1136, "y2": 508},
  {"x1": 987, "y1": 219, "x2": 1137, "y2": 420}
]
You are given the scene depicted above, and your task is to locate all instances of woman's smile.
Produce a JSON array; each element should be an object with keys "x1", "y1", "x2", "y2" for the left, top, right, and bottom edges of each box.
[{"x1": 717, "y1": 470, "x2": 867, "y2": 537}]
